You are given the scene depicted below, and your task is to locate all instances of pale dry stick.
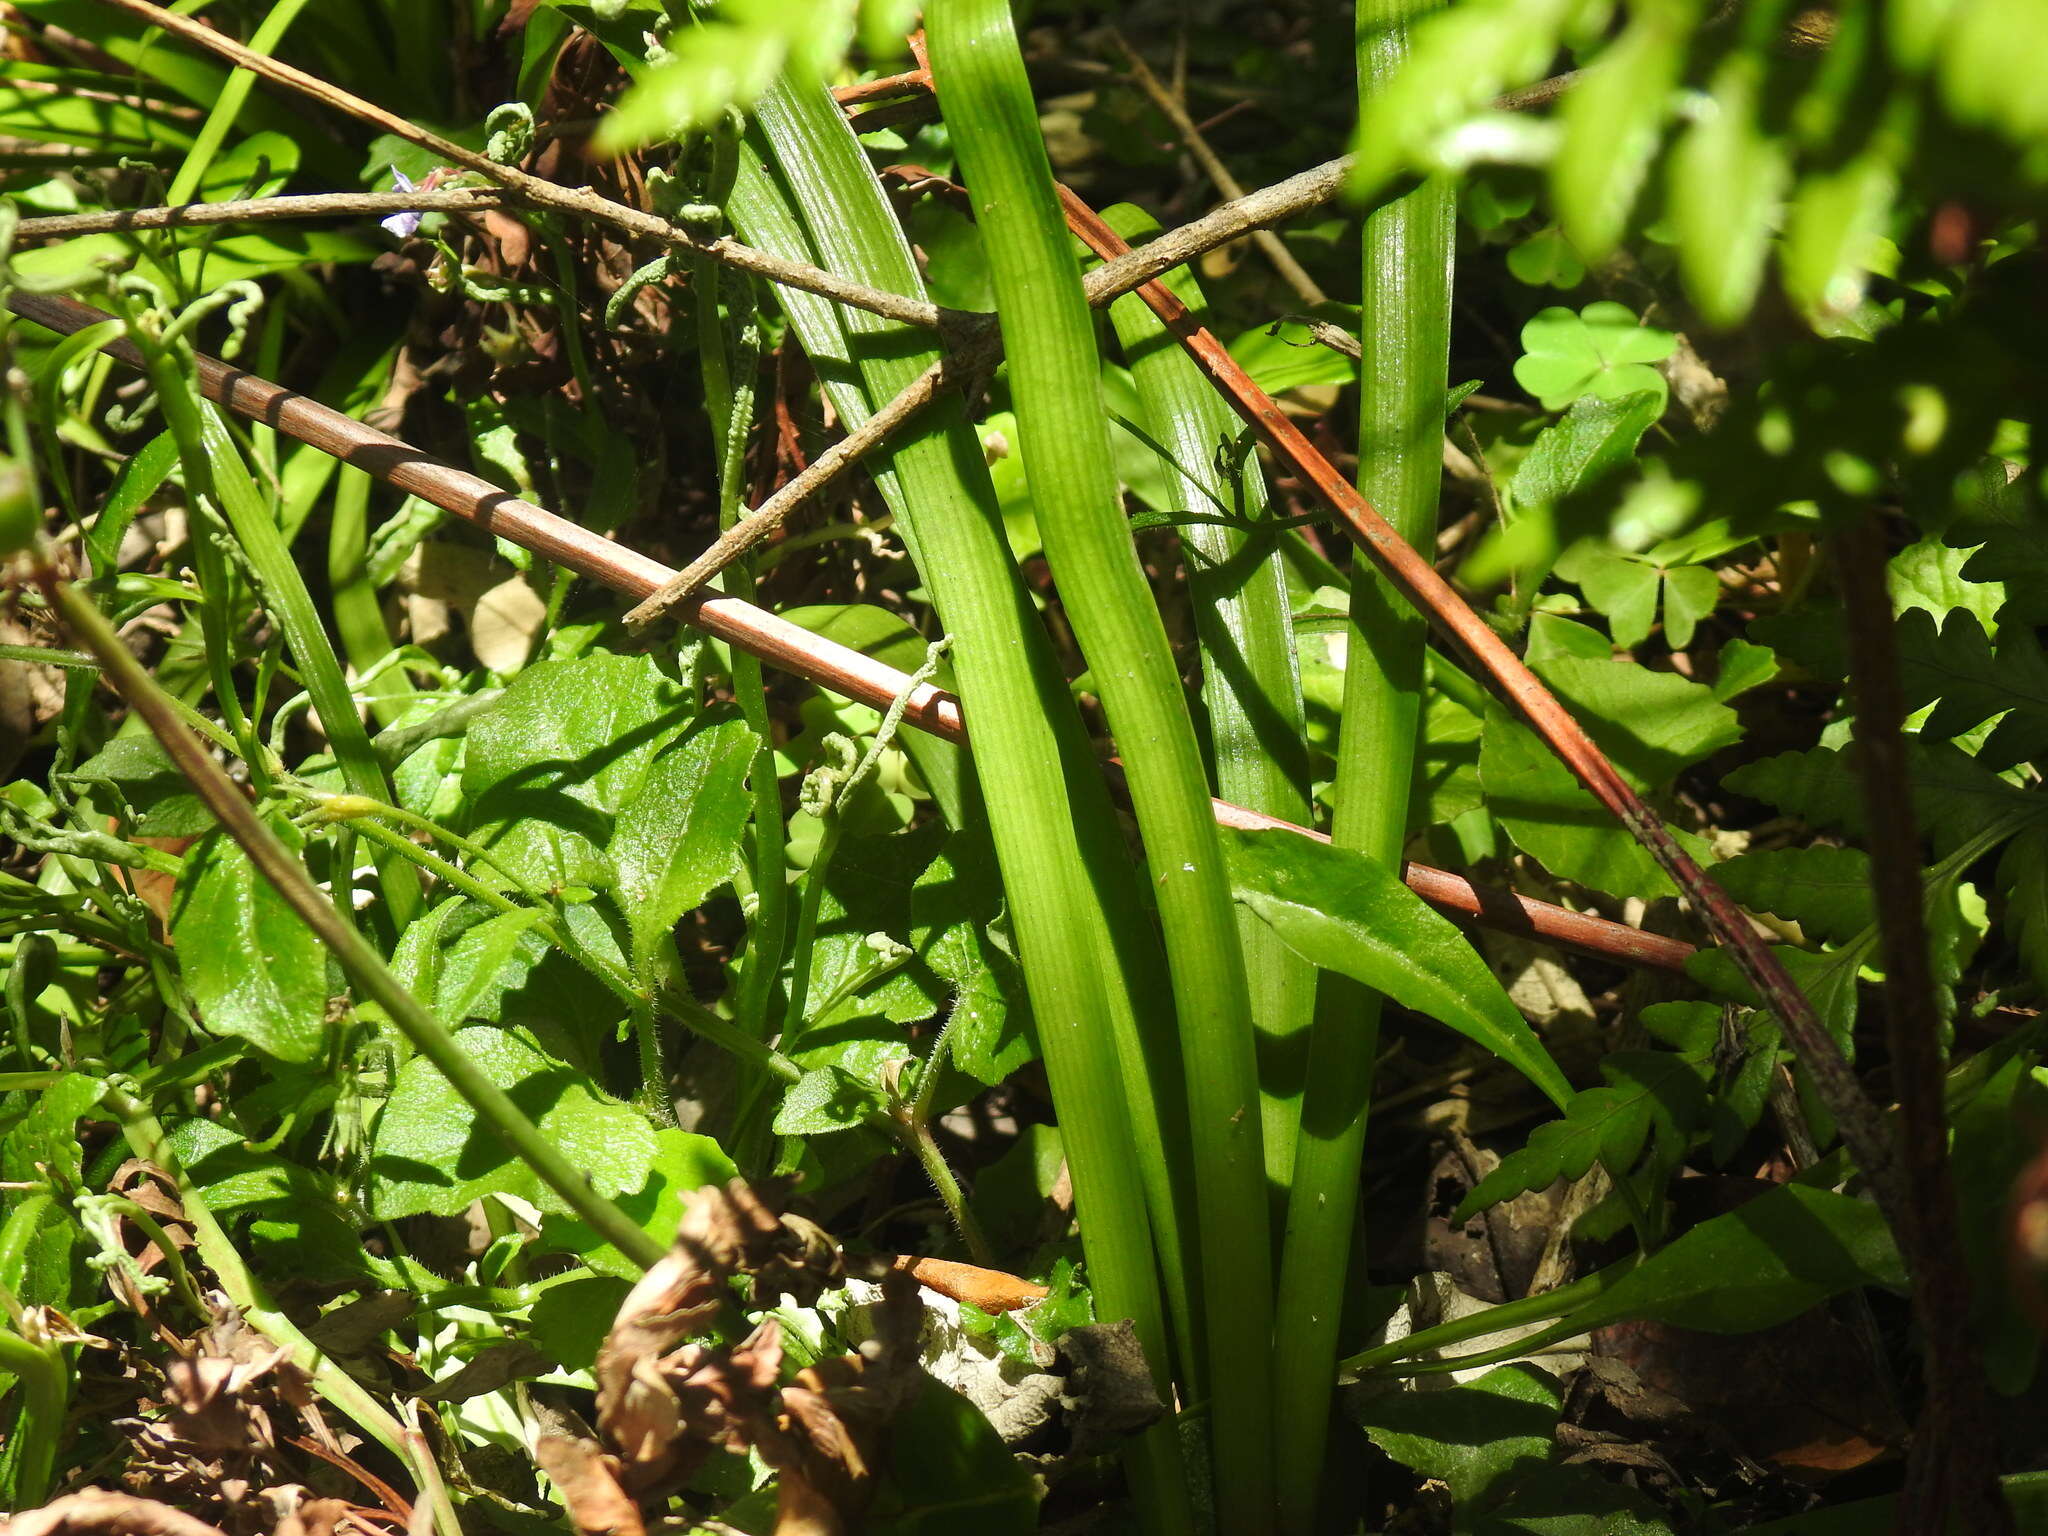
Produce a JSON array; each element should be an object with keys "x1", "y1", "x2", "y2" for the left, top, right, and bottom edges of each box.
[
  {"x1": 1080, "y1": 154, "x2": 1351, "y2": 312},
  {"x1": 1055, "y1": 187, "x2": 1906, "y2": 1223},
  {"x1": 1111, "y1": 29, "x2": 1329, "y2": 307},
  {"x1": 91, "y1": 0, "x2": 949, "y2": 332},
  {"x1": 11, "y1": 187, "x2": 511, "y2": 241},
  {"x1": 8, "y1": 288, "x2": 1692, "y2": 977}
]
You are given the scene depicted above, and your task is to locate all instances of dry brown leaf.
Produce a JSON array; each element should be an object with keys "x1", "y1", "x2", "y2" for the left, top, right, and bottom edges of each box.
[{"x1": 534, "y1": 1437, "x2": 645, "y2": 1536}]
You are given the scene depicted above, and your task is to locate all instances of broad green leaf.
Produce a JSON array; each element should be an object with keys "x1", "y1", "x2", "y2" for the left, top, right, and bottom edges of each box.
[
  {"x1": 1348, "y1": 0, "x2": 1582, "y2": 195},
  {"x1": 434, "y1": 906, "x2": 547, "y2": 1027},
  {"x1": 787, "y1": 826, "x2": 947, "y2": 1035},
  {"x1": 781, "y1": 604, "x2": 966, "y2": 826},
  {"x1": 1659, "y1": 564, "x2": 1719, "y2": 649},
  {"x1": 1573, "y1": 1182, "x2": 1904, "y2": 1332},
  {"x1": 166, "y1": 1117, "x2": 338, "y2": 1217},
  {"x1": 1468, "y1": 392, "x2": 1664, "y2": 587},
  {"x1": 869, "y1": 1378, "x2": 1041, "y2": 1534},
  {"x1": 1712, "y1": 636, "x2": 1780, "y2": 701},
  {"x1": 1511, "y1": 304, "x2": 1674, "y2": 412},
  {"x1": 170, "y1": 827, "x2": 329, "y2": 1063},
  {"x1": 1355, "y1": 1365, "x2": 1560, "y2": 1512},
  {"x1": 370, "y1": 1025, "x2": 657, "y2": 1219},
  {"x1": 1554, "y1": 6, "x2": 1691, "y2": 261},
  {"x1": 911, "y1": 832, "x2": 1035, "y2": 1086},
  {"x1": 1505, "y1": 228, "x2": 1587, "y2": 289},
  {"x1": 1221, "y1": 828, "x2": 1570, "y2": 1109},
  {"x1": 1889, "y1": 536, "x2": 2006, "y2": 634},
  {"x1": 542, "y1": 1126, "x2": 738, "y2": 1279},
  {"x1": 774, "y1": 1064, "x2": 889, "y2": 1135},
  {"x1": 1667, "y1": 54, "x2": 1788, "y2": 327},
  {"x1": 0, "y1": 1072, "x2": 106, "y2": 1187},
  {"x1": 67, "y1": 734, "x2": 208, "y2": 837},
  {"x1": 389, "y1": 897, "x2": 469, "y2": 1025},
  {"x1": 1901, "y1": 609, "x2": 2048, "y2": 771},
  {"x1": 1782, "y1": 150, "x2": 1896, "y2": 320},
  {"x1": 1480, "y1": 701, "x2": 1678, "y2": 900},
  {"x1": 1228, "y1": 319, "x2": 1358, "y2": 394},
  {"x1": 594, "y1": 0, "x2": 852, "y2": 153},
  {"x1": 1555, "y1": 544, "x2": 1660, "y2": 649},
  {"x1": 1456, "y1": 1050, "x2": 1708, "y2": 1220},
  {"x1": 529, "y1": 1275, "x2": 633, "y2": 1370},
  {"x1": 610, "y1": 715, "x2": 756, "y2": 975},
  {"x1": 1535, "y1": 655, "x2": 1742, "y2": 791},
  {"x1": 463, "y1": 651, "x2": 695, "y2": 889},
  {"x1": 1714, "y1": 845, "x2": 1875, "y2": 945}
]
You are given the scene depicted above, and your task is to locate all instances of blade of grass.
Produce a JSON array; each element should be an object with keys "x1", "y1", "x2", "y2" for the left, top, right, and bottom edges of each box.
[
  {"x1": 732, "y1": 77, "x2": 1195, "y2": 1529},
  {"x1": 1100, "y1": 201, "x2": 1316, "y2": 1208},
  {"x1": 926, "y1": 4, "x2": 1274, "y2": 1525},
  {"x1": 1272, "y1": 8, "x2": 1455, "y2": 1526}
]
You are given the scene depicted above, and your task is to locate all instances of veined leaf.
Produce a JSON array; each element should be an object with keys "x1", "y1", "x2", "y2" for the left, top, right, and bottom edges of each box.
[
  {"x1": 1455, "y1": 1049, "x2": 1709, "y2": 1221},
  {"x1": 463, "y1": 651, "x2": 695, "y2": 890},
  {"x1": 1512, "y1": 305, "x2": 1674, "y2": 413},
  {"x1": 610, "y1": 715, "x2": 756, "y2": 976},
  {"x1": 170, "y1": 826, "x2": 328, "y2": 1063},
  {"x1": 1715, "y1": 844, "x2": 1876, "y2": 945},
  {"x1": 1222, "y1": 827, "x2": 1571, "y2": 1109},
  {"x1": 370, "y1": 1024, "x2": 657, "y2": 1219}
]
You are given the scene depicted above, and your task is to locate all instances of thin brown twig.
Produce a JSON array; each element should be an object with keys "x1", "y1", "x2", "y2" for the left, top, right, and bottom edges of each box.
[
  {"x1": 6, "y1": 287, "x2": 1690, "y2": 978},
  {"x1": 1836, "y1": 514, "x2": 2012, "y2": 1536},
  {"x1": 1111, "y1": 28, "x2": 1329, "y2": 307},
  {"x1": 1052, "y1": 184, "x2": 1904, "y2": 1224},
  {"x1": 11, "y1": 187, "x2": 512, "y2": 241}
]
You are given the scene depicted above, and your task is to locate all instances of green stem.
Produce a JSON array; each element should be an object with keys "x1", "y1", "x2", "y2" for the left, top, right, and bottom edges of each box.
[
  {"x1": 929, "y1": 7, "x2": 1273, "y2": 1524},
  {"x1": 0, "y1": 1318, "x2": 63, "y2": 1508},
  {"x1": 43, "y1": 572, "x2": 665, "y2": 1272},
  {"x1": 1338, "y1": 1265, "x2": 1622, "y2": 1376},
  {"x1": 1271, "y1": 7, "x2": 1455, "y2": 1530}
]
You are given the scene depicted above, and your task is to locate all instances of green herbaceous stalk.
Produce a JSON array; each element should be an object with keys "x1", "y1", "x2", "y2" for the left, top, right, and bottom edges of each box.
[
  {"x1": 727, "y1": 78, "x2": 1195, "y2": 1529},
  {"x1": 926, "y1": 2, "x2": 1275, "y2": 1525},
  {"x1": 1100, "y1": 204, "x2": 1317, "y2": 1199},
  {"x1": 1272, "y1": 3, "x2": 1455, "y2": 1528}
]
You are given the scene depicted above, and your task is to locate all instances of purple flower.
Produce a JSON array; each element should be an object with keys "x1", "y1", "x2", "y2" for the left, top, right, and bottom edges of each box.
[{"x1": 380, "y1": 169, "x2": 422, "y2": 240}]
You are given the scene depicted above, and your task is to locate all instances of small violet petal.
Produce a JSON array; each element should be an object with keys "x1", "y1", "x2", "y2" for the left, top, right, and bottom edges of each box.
[{"x1": 381, "y1": 167, "x2": 421, "y2": 239}]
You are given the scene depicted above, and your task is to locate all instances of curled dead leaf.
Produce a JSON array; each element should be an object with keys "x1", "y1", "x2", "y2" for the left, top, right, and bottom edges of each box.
[{"x1": 886, "y1": 1254, "x2": 1049, "y2": 1313}]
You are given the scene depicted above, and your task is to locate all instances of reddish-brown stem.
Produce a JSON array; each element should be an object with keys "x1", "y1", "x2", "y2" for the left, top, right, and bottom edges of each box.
[
  {"x1": 1836, "y1": 516, "x2": 2011, "y2": 1536},
  {"x1": 8, "y1": 289, "x2": 1685, "y2": 979},
  {"x1": 1050, "y1": 185, "x2": 1901, "y2": 1220}
]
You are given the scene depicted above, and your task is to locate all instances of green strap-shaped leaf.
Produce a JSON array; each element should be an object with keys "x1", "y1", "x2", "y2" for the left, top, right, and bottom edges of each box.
[
  {"x1": 1222, "y1": 827, "x2": 1571, "y2": 1111},
  {"x1": 930, "y1": 3, "x2": 1272, "y2": 1520}
]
